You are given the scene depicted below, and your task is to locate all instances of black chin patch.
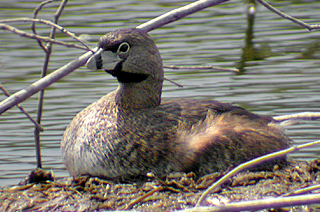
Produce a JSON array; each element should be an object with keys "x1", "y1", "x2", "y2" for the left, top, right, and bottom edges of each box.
[
  {"x1": 115, "y1": 71, "x2": 149, "y2": 83},
  {"x1": 105, "y1": 62, "x2": 148, "y2": 83}
]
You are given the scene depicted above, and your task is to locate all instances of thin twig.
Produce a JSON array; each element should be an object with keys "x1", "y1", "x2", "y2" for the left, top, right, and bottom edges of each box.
[
  {"x1": 33, "y1": 0, "x2": 59, "y2": 19},
  {"x1": 164, "y1": 77, "x2": 183, "y2": 88},
  {"x1": 0, "y1": 23, "x2": 88, "y2": 51},
  {"x1": 0, "y1": 0, "x2": 230, "y2": 114},
  {"x1": 257, "y1": 0, "x2": 320, "y2": 31},
  {"x1": 0, "y1": 84, "x2": 44, "y2": 131},
  {"x1": 32, "y1": 0, "x2": 62, "y2": 51},
  {"x1": 123, "y1": 186, "x2": 163, "y2": 210},
  {"x1": 273, "y1": 112, "x2": 320, "y2": 122},
  {"x1": 33, "y1": 0, "x2": 69, "y2": 168},
  {"x1": 283, "y1": 184, "x2": 320, "y2": 197},
  {"x1": 1, "y1": 18, "x2": 93, "y2": 53},
  {"x1": 137, "y1": 0, "x2": 229, "y2": 32},
  {"x1": 196, "y1": 139, "x2": 320, "y2": 206},
  {"x1": 164, "y1": 65, "x2": 239, "y2": 73},
  {"x1": 183, "y1": 194, "x2": 320, "y2": 212},
  {"x1": 0, "y1": 49, "x2": 95, "y2": 115}
]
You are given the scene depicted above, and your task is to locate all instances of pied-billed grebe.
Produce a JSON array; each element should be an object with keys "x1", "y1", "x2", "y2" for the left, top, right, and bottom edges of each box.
[{"x1": 61, "y1": 28, "x2": 291, "y2": 180}]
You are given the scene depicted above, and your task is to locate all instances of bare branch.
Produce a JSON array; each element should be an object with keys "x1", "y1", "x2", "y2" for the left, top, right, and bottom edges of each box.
[
  {"x1": 164, "y1": 65, "x2": 239, "y2": 73},
  {"x1": 164, "y1": 77, "x2": 183, "y2": 88},
  {"x1": 32, "y1": 0, "x2": 69, "y2": 169},
  {"x1": 257, "y1": 0, "x2": 320, "y2": 31},
  {"x1": 283, "y1": 184, "x2": 320, "y2": 197},
  {"x1": 0, "y1": 50, "x2": 95, "y2": 114},
  {"x1": 0, "y1": 18, "x2": 94, "y2": 53},
  {"x1": 0, "y1": 0, "x2": 231, "y2": 114},
  {"x1": 123, "y1": 186, "x2": 163, "y2": 210},
  {"x1": 183, "y1": 194, "x2": 320, "y2": 212},
  {"x1": 196, "y1": 139, "x2": 320, "y2": 206},
  {"x1": 32, "y1": 0, "x2": 59, "y2": 51},
  {"x1": 0, "y1": 23, "x2": 88, "y2": 51},
  {"x1": 137, "y1": 0, "x2": 229, "y2": 32},
  {"x1": 273, "y1": 112, "x2": 320, "y2": 122},
  {"x1": 33, "y1": 0, "x2": 60, "y2": 18},
  {"x1": 0, "y1": 84, "x2": 44, "y2": 131}
]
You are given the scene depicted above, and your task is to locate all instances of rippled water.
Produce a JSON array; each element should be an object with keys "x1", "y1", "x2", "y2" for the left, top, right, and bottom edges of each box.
[{"x1": 0, "y1": 0, "x2": 320, "y2": 186}]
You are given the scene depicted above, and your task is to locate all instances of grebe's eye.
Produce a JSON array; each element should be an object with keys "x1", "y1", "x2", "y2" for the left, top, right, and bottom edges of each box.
[{"x1": 117, "y1": 42, "x2": 130, "y2": 54}]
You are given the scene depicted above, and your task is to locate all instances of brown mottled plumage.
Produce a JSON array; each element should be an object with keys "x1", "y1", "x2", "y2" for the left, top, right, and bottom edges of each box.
[{"x1": 61, "y1": 28, "x2": 291, "y2": 180}]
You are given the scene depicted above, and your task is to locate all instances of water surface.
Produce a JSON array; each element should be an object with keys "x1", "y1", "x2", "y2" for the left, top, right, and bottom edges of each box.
[{"x1": 1, "y1": 0, "x2": 320, "y2": 186}]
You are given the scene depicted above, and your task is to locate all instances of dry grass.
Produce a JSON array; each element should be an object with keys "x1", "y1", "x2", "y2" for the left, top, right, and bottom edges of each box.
[{"x1": 1, "y1": 160, "x2": 320, "y2": 211}]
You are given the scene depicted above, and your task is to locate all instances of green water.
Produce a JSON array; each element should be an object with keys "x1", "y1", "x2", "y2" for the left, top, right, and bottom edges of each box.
[{"x1": 0, "y1": 0, "x2": 320, "y2": 186}]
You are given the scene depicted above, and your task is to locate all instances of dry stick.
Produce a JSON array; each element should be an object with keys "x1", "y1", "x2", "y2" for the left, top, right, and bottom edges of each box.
[
  {"x1": 163, "y1": 64, "x2": 241, "y2": 87},
  {"x1": 33, "y1": 0, "x2": 60, "y2": 18},
  {"x1": 123, "y1": 186, "x2": 163, "y2": 210},
  {"x1": 0, "y1": 24, "x2": 88, "y2": 51},
  {"x1": 164, "y1": 65, "x2": 239, "y2": 73},
  {"x1": 32, "y1": 0, "x2": 65, "y2": 50},
  {"x1": 0, "y1": 50, "x2": 94, "y2": 115},
  {"x1": 0, "y1": 18, "x2": 93, "y2": 52},
  {"x1": 282, "y1": 184, "x2": 320, "y2": 197},
  {"x1": 0, "y1": 18, "x2": 94, "y2": 52},
  {"x1": 0, "y1": 0, "x2": 229, "y2": 114},
  {"x1": 273, "y1": 112, "x2": 320, "y2": 122},
  {"x1": 257, "y1": 0, "x2": 320, "y2": 31},
  {"x1": 183, "y1": 194, "x2": 320, "y2": 212},
  {"x1": 137, "y1": 0, "x2": 229, "y2": 32},
  {"x1": 1, "y1": 17, "x2": 92, "y2": 164},
  {"x1": 164, "y1": 77, "x2": 184, "y2": 88},
  {"x1": 0, "y1": 84, "x2": 44, "y2": 131},
  {"x1": 195, "y1": 139, "x2": 320, "y2": 206},
  {"x1": 33, "y1": 0, "x2": 68, "y2": 169}
]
